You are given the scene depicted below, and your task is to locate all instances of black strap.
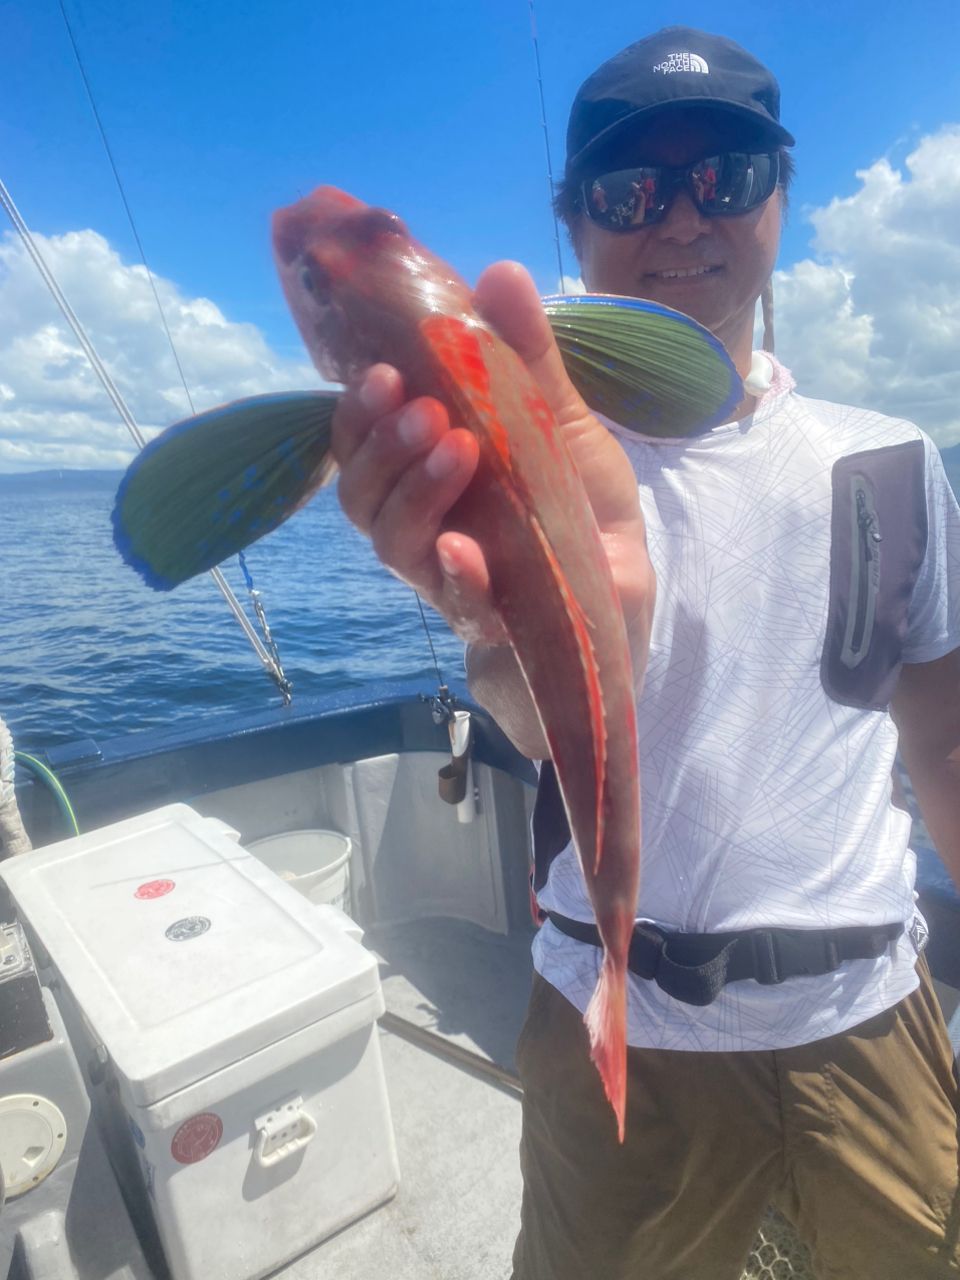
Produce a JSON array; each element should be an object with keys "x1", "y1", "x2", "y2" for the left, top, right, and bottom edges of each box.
[
  {"x1": 531, "y1": 760, "x2": 569, "y2": 894},
  {"x1": 546, "y1": 911, "x2": 904, "y2": 1007}
]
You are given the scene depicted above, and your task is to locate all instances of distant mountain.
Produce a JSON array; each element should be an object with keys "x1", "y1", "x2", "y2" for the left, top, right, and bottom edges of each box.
[
  {"x1": 0, "y1": 445, "x2": 957, "y2": 500},
  {"x1": 0, "y1": 469, "x2": 123, "y2": 492}
]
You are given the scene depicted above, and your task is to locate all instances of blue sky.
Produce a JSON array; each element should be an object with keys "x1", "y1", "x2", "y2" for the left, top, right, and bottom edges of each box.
[{"x1": 1, "y1": 0, "x2": 959, "y2": 467}]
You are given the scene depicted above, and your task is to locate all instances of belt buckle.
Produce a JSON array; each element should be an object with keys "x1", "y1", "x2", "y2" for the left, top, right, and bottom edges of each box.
[{"x1": 750, "y1": 931, "x2": 783, "y2": 985}]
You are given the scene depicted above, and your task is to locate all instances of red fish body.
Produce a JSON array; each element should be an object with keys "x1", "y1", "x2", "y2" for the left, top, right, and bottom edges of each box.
[{"x1": 272, "y1": 188, "x2": 640, "y2": 1138}]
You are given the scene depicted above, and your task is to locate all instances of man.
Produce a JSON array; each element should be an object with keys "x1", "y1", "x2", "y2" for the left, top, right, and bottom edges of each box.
[{"x1": 332, "y1": 27, "x2": 960, "y2": 1280}]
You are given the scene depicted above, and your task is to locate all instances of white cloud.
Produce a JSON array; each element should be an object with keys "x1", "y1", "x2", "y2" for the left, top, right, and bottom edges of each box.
[
  {"x1": 7, "y1": 131, "x2": 959, "y2": 475},
  {"x1": 0, "y1": 229, "x2": 325, "y2": 471},
  {"x1": 771, "y1": 125, "x2": 960, "y2": 446}
]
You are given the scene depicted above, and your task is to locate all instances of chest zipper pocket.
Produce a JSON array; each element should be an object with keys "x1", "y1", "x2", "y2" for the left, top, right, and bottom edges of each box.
[{"x1": 840, "y1": 475, "x2": 882, "y2": 669}]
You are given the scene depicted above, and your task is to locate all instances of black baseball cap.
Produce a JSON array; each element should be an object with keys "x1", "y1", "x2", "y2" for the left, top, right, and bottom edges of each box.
[{"x1": 566, "y1": 27, "x2": 795, "y2": 176}]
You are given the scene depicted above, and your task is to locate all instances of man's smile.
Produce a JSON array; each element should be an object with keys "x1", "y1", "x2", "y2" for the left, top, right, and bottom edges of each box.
[{"x1": 645, "y1": 264, "x2": 724, "y2": 281}]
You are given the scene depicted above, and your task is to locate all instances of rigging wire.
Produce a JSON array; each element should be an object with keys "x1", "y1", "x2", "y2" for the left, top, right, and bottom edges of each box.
[
  {"x1": 0, "y1": 176, "x2": 291, "y2": 702},
  {"x1": 527, "y1": 0, "x2": 566, "y2": 288}
]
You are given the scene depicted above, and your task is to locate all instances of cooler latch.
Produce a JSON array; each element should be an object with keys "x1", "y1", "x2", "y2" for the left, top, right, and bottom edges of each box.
[{"x1": 253, "y1": 1094, "x2": 317, "y2": 1168}]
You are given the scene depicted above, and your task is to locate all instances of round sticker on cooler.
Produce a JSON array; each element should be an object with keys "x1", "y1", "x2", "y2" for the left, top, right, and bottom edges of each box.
[
  {"x1": 164, "y1": 916, "x2": 211, "y2": 942},
  {"x1": 171, "y1": 1112, "x2": 223, "y2": 1164},
  {"x1": 135, "y1": 879, "x2": 175, "y2": 900}
]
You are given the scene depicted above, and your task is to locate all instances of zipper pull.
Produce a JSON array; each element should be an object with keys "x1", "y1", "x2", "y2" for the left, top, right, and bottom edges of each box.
[{"x1": 856, "y1": 489, "x2": 882, "y2": 561}]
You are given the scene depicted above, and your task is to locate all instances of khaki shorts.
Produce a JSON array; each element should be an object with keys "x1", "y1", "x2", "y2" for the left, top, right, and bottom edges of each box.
[{"x1": 511, "y1": 959, "x2": 960, "y2": 1279}]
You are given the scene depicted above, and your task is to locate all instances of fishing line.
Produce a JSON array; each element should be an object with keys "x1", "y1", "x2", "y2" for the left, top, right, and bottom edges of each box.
[
  {"x1": 527, "y1": 0, "x2": 567, "y2": 289},
  {"x1": 57, "y1": 0, "x2": 196, "y2": 417},
  {"x1": 415, "y1": 593, "x2": 445, "y2": 691}
]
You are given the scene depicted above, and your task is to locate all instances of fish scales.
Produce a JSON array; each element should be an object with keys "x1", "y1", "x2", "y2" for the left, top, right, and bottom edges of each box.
[{"x1": 272, "y1": 187, "x2": 641, "y2": 1138}]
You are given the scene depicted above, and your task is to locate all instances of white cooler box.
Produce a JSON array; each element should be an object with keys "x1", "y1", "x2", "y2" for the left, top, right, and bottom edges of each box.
[{"x1": 0, "y1": 803, "x2": 399, "y2": 1280}]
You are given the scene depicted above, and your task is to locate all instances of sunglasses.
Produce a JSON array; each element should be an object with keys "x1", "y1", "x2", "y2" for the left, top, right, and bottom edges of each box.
[{"x1": 580, "y1": 151, "x2": 780, "y2": 232}]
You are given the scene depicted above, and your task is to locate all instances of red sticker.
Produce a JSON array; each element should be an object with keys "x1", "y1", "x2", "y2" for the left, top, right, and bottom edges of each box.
[
  {"x1": 135, "y1": 879, "x2": 175, "y2": 900},
  {"x1": 171, "y1": 1113, "x2": 223, "y2": 1164}
]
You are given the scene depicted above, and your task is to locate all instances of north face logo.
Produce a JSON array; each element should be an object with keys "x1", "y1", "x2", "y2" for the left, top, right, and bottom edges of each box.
[{"x1": 652, "y1": 52, "x2": 709, "y2": 74}]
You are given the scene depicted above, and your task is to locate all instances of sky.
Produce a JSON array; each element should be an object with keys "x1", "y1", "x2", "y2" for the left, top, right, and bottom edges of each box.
[{"x1": 1, "y1": 0, "x2": 959, "y2": 472}]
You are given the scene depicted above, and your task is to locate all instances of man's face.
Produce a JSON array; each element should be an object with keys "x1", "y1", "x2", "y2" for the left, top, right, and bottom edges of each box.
[{"x1": 574, "y1": 111, "x2": 782, "y2": 352}]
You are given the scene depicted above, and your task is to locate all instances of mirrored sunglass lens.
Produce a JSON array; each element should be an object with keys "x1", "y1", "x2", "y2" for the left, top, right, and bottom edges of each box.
[
  {"x1": 693, "y1": 153, "x2": 777, "y2": 213},
  {"x1": 586, "y1": 168, "x2": 666, "y2": 229}
]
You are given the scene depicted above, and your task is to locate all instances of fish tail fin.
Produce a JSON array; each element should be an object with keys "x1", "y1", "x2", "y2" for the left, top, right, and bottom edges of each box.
[{"x1": 584, "y1": 951, "x2": 628, "y2": 1143}]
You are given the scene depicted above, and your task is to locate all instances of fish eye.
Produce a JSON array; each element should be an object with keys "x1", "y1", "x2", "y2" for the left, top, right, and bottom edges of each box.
[
  {"x1": 300, "y1": 263, "x2": 331, "y2": 298},
  {"x1": 360, "y1": 209, "x2": 407, "y2": 240}
]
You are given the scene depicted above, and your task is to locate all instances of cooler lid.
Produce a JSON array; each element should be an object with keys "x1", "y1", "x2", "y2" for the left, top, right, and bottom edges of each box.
[{"x1": 0, "y1": 804, "x2": 380, "y2": 1105}]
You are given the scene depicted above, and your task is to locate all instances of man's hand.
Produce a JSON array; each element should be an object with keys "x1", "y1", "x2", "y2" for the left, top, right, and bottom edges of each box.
[{"x1": 331, "y1": 261, "x2": 655, "y2": 757}]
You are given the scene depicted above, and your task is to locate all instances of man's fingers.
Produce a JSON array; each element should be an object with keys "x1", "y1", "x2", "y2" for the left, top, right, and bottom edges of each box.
[
  {"x1": 338, "y1": 396, "x2": 450, "y2": 534},
  {"x1": 475, "y1": 260, "x2": 642, "y2": 530},
  {"x1": 473, "y1": 261, "x2": 590, "y2": 428},
  {"x1": 331, "y1": 364, "x2": 406, "y2": 468},
  {"x1": 435, "y1": 532, "x2": 509, "y2": 645},
  {"x1": 331, "y1": 364, "x2": 503, "y2": 642},
  {"x1": 367, "y1": 428, "x2": 479, "y2": 588}
]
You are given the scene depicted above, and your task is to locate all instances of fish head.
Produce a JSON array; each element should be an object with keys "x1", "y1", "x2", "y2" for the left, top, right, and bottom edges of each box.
[{"x1": 272, "y1": 186, "x2": 473, "y2": 385}]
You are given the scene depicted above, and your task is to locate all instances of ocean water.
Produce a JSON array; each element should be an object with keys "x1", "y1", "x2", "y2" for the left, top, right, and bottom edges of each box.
[{"x1": 0, "y1": 474, "x2": 466, "y2": 753}]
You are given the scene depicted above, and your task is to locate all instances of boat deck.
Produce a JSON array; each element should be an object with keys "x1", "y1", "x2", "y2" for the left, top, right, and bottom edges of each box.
[
  {"x1": 308, "y1": 1028, "x2": 523, "y2": 1279},
  {"x1": 280, "y1": 917, "x2": 818, "y2": 1280},
  {"x1": 297, "y1": 918, "x2": 531, "y2": 1279}
]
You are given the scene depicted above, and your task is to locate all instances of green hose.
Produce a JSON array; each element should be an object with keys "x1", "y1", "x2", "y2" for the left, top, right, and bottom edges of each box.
[{"x1": 14, "y1": 752, "x2": 80, "y2": 838}]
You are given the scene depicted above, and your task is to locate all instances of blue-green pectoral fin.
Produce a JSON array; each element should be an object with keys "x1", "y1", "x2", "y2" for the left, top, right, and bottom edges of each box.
[
  {"x1": 544, "y1": 294, "x2": 743, "y2": 437},
  {"x1": 112, "y1": 389, "x2": 341, "y2": 590}
]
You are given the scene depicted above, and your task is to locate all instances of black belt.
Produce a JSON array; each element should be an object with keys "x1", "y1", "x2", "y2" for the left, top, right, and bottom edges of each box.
[{"x1": 546, "y1": 911, "x2": 904, "y2": 1007}]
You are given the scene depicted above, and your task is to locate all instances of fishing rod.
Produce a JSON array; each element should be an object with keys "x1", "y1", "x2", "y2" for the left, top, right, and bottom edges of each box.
[{"x1": 527, "y1": 0, "x2": 567, "y2": 289}]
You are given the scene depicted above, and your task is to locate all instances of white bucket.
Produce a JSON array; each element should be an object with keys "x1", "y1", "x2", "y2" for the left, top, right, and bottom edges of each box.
[{"x1": 246, "y1": 829, "x2": 353, "y2": 914}]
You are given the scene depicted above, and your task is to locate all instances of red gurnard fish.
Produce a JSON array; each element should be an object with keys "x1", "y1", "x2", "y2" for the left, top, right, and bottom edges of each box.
[{"x1": 272, "y1": 187, "x2": 640, "y2": 1139}]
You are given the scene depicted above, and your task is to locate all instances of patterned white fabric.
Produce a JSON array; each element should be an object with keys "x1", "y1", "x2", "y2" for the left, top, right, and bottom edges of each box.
[{"x1": 534, "y1": 355, "x2": 960, "y2": 1051}]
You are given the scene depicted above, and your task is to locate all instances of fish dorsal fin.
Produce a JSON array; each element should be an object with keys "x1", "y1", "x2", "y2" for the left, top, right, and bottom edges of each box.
[{"x1": 113, "y1": 390, "x2": 339, "y2": 590}]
